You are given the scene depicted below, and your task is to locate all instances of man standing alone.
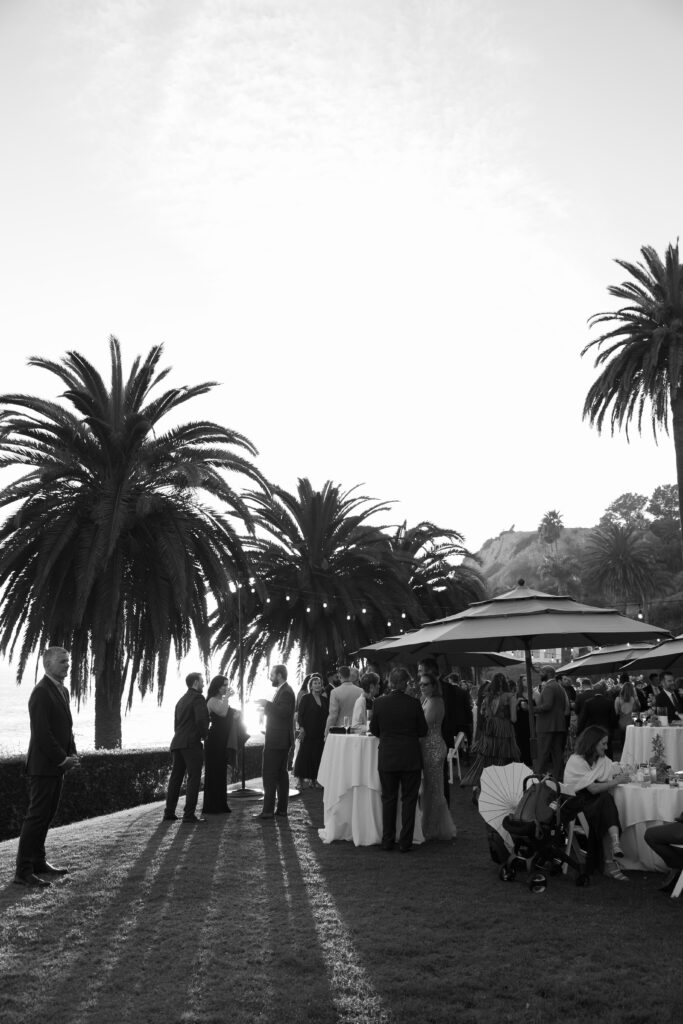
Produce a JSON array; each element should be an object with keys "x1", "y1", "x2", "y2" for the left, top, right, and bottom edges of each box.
[
  {"x1": 164, "y1": 672, "x2": 209, "y2": 823},
  {"x1": 254, "y1": 664, "x2": 296, "y2": 820},
  {"x1": 370, "y1": 666, "x2": 428, "y2": 852},
  {"x1": 15, "y1": 646, "x2": 80, "y2": 887}
]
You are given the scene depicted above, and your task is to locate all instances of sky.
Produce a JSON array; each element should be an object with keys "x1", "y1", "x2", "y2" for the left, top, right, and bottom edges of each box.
[{"x1": 1, "y1": 0, "x2": 682, "y2": 559}]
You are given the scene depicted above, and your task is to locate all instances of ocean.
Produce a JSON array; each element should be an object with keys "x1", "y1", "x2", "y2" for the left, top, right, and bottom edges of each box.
[{"x1": 0, "y1": 662, "x2": 272, "y2": 756}]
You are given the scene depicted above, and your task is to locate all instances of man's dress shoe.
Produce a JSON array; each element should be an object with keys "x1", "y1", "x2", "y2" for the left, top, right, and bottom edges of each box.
[
  {"x1": 163, "y1": 812, "x2": 178, "y2": 821},
  {"x1": 14, "y1": 873, "x2": 51, "y2": 888},
  {"x1": 182, "y1": 815, "x2": 206, "y2": 823},
  {"x1": 35, "y1": 863, "x2": 69, "y2": 876}
]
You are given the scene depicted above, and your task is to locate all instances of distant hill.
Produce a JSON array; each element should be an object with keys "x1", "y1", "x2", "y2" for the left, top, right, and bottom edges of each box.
[{"x1": 466, "y1": 527, "x2": 593, "y2": 595}]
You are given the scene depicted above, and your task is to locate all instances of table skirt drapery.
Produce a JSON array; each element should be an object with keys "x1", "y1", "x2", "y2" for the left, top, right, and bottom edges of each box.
[
  {"x1": 317, "y1": 733, "x2": 425, "y2": 846},
  {"x1": 613, "y1": 783, "x2": 683, "y2": 871}
]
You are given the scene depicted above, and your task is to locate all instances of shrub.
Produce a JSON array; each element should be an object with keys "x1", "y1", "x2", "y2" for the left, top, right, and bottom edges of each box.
[{"x1": 0, "y1": 743, "x2": 263, "y2": 841}]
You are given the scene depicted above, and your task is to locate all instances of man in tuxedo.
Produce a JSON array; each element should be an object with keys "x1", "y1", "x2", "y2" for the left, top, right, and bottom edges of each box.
[
  {"x1": 655, "y1": 672, "x2": 683, "y2": 723},
  {"x1": 370, "y1": 665, "x2": 428, "y2": 852},
  {"x1": 15, "y1": 646, "x2": 80, "y2": 888},
  {"x1": 533, "y1": 668, "x2": 569, "y2": 780},
  {"x1": 576, "y1": 679, "x2": 618, "y2": 756},
  {"x1": 254, "y1": 664, "x2": 296, "y2": 820},
  {"x1": 164, "y1": 672, "x2": 209, "y2": 823},
  {"x1": 324, "y1": 665, "x2": 364, "y2": 737}
]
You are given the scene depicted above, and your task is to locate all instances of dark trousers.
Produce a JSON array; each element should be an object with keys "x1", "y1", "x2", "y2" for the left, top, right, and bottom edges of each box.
[
  {"x1": 166, "y1": 744, "x2": 204, "y2": 818},
  {"x1": 262, "y1": 746, "x2": 290, "y2": 814},
  {"x1": 535, "y1": 731, "x2": 566, "y2": 779},
  {"x1": 378, "y1": 768, "x2": 421, "y2": 849},
  {"x1": 644, "y1": 823, "x2": 683, "y2": 870},
  {"x1": 16, "y1": 774, "x2": 64, "y2": 876}
]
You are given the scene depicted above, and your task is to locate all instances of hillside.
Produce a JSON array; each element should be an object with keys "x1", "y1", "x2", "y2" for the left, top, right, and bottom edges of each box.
[{"x1": 466, "y1": 526, "x2": 592, "y2": 595}]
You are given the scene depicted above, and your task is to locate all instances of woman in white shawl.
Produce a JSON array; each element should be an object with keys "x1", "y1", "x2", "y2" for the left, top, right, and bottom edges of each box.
[{"x1": 563, "y1": 725, "x2": 631, "y2": 881}]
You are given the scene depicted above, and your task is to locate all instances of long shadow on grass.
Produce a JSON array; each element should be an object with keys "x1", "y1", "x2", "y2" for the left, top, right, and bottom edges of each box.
[{"x1": 15, "y1": 816, "x2": 216, "y2": 1023}]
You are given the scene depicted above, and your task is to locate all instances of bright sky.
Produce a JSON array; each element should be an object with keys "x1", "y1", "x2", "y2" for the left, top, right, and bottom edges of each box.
[{"x1": 1, "y1": 0, "x2": 682, "y2": 557}]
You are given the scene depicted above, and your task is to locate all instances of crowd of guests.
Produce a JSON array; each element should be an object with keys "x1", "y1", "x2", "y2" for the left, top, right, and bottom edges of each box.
[{"x1": 13, "y1": 644, "x2": 683, "y2": 895}]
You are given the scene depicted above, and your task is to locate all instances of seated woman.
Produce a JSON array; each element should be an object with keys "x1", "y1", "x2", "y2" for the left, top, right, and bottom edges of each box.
[{"x1": 562, "y1": 725, "x2": 631, "y2": 881}]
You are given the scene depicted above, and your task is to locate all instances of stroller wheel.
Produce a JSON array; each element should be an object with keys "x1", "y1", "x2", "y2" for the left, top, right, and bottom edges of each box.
[
  {"x1": 528, "y1": 872, "x2": 547, "y2": 894},
  {"x1": 575, "y1": 872, "x2": 590, "y2": 887},
  {"x1": 499, "y1": 865, "x2": 516, "y2": 882}
]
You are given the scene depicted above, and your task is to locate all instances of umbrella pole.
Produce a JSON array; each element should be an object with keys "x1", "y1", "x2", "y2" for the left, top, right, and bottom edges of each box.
[{"x1": 525, "y1": 643, "x2": 537, "y2": 768}]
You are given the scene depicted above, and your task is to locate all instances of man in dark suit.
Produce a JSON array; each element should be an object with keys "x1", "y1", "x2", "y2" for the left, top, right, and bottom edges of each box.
[
  {"x1": 655, "y1": 672, "x2": 683, "y2": 723},
  {"x1": 163, "y1": 672, "x2": 209, "y2": 823},
  {"x1": 576, "y1": 679, "x2": 618, "y2": 756},
  {"x1": 533, "y1": 668, "x2": 569, "y2": 780},
  {"x1": 254, "y1": 664, "x2": 296, "y2": 820},
  {"x1": 370, "y1": 665, "x2": 428, "y2": 852},
  {"x1": 15, "y1": 646, "x2": 80, "y2": 888}
]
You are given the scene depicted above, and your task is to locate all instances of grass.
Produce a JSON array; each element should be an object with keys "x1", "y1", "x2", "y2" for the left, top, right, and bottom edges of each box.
[{"x1": 0, "y1": 783, "x2": 680, "y2": 1024}]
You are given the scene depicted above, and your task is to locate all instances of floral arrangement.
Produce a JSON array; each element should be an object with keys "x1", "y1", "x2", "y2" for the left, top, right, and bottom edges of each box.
[{"x1": 650, "y1": 732, "x2": 669, "y2": 782}]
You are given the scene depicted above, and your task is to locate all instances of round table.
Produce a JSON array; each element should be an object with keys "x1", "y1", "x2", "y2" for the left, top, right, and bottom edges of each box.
[
  {"x1": 621, "y1": 725, "x2": 683, "y2": 772},
  {"x1": 613, "y1": 782, "x2": 683, "y2": 871},
  {"x1": 316, "y1": 733, "x2": 425, "y2": 846}
]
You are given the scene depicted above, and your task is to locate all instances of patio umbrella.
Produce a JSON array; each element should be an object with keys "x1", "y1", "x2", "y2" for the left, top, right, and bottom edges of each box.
[
  {"x1": 478, "y1": 762, "x2": 534, "y2": 851},
  {"x1": 556, "y1": 642, "x2": 655, "y2": 677},
  {"x1": 621, "y1": 635, "x2": 683, "y2": 674},
  {"x1": 370, "y1": 582, "x2": 670, "y2": 754},
  {"x1": 356, "y1": 637, "x2": 524, "y2": 671}
]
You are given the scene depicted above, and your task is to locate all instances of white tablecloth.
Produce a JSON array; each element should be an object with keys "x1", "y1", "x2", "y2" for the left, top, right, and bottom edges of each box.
[
  {"x1": 621, "y1": 725, "x2": 683, "y2": 771},
  {"x1": 316, "y1": 733, "x2": 425, "y2": 846},
  {"x1": 613, "y1": 783, "x2": 683, "y2": 871}
]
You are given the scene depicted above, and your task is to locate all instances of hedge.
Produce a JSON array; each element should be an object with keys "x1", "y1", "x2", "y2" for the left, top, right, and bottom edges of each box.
[{"x1": 0, "y1": 743, "x2": 264, "y2": 842}]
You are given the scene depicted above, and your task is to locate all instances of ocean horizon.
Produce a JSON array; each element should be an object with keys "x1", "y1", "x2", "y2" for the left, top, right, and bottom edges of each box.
[{"x1": 0, "y1": 661, "x2": 273, "y2": 757}]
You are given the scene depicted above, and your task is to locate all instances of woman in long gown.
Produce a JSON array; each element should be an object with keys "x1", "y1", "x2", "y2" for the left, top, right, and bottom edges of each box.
[
  {"x1": 202, "y1": 675, "x2": 241, "y2": 814},
  {"x1": 293, "y1": 673, "x2": 328, "y2": 787},
  {"x1": 460, "y1": 673, "x2": 520, "y2": 790},
  {"x1": 418, "y1": 672, "x2": 456, "y2": 841}
]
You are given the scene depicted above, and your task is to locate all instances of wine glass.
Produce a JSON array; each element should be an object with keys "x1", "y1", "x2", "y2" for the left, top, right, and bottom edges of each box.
[{"x1": 343, "y1": 716, "x2": 350, "y2": 734}]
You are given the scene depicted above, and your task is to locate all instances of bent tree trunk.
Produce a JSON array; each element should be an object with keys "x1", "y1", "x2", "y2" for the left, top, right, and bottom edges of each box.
[
  {"x1": 94, "y1": 642, "x2": 125, "y2": 749},
  {"x1": 671, "y1": 389, "x2": 683, "y2": 558}
]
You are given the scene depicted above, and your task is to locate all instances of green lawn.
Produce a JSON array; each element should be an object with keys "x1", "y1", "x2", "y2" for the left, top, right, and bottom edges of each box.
[{"x1": 0, "y1": 783, "x2": 678, "y2": 1024}]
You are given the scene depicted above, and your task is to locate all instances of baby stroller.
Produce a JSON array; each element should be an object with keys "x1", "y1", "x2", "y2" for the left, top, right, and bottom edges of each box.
[{"x1": 481, "y1": 766, "x2": 590, "y2": 893}]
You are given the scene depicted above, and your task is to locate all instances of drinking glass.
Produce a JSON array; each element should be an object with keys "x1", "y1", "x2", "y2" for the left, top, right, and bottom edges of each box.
[{"x1": 343, "y1": 716, "x2": 350, "y2": 734}]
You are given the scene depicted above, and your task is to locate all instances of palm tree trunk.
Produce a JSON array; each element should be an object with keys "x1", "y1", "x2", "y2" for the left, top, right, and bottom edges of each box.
[
  {"x1": 94, "y1": 641, "x2": 124, "y2": 749},
  {"x1": 670, "y1": 389, "x2": 683, "y2": 554}
]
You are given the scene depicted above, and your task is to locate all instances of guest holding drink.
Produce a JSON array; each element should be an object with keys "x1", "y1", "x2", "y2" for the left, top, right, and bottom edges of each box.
[{"x1": 293, "y1": 673, "x2": 327, "y2": 787}]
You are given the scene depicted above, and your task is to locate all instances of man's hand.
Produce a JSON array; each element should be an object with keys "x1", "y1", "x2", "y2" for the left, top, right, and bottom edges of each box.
[{"x1": 63, "y1": 755, "x2": 80, "y2": 770}]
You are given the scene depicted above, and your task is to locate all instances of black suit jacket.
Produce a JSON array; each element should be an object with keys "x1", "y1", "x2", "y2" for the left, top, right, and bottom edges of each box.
[
  {"x1": 369, "y1": 690, "x2": 428, "y2": 772},
  {"x1": 170, "y1": 688, "x2": 209, "y2": 750},
  {"x1": 577, "y1": 693, "x2": 617, "y2": 735},
  {"x1": 264, "y1": 682, "x2": 296, "y2": 750},
  {"x1": 656, "y1": 688, "x2": 682, "y2": 722},
  {"x1": 25, "y1": 676, "x2": 77, "y2": 776}
]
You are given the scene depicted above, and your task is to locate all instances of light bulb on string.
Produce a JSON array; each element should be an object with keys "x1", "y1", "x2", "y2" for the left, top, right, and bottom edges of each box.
[
  {"x1": 362, "y1": 607, "x2": 367, "y2": 614},
  {"x1": 401, "y1": 612, "x2": 406, "y2": 619},
  {"x1": 347, "y1": 614, "x2": 351, "y2": 621},
  {"x1": 306, "y1": 606, "x2": 311, "y2": 613}
]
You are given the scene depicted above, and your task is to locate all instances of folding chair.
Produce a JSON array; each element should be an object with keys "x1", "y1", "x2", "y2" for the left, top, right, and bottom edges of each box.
[{"x1": 447, "y1": 731, "x2": 466, "y2": 783}]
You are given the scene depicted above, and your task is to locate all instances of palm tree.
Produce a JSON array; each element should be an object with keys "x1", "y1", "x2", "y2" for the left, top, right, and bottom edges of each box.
[
  {"x1": 582, "y1": 241, "x2": 683, "y2": 546},
  {"x1": 212, "y1": 479, "x2": 419, "y2": 684},
  {"x1": 389, "y1": 520, "x2": 486, "y2": 622},
  {"x1": 0, "y1": 338, "x2": 268, "y2": 747},
  {"x1": 537, "y1": 510, "x2": 563, "y2": 551},
  {"x1": 583, "y1": 522, "x2": 662, "y2": 615},
  {"x1": 538, "y1": 553, "x2": 582, "y2": 599}
]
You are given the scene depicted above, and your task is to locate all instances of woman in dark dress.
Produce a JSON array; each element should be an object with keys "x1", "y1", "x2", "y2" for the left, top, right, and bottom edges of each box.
[
  {"x1": 202, "y1": 674, "x2": 242, "y2": 814},
  {"x1": 293, "y1": 673, "x2": 328, "y2": 787}
]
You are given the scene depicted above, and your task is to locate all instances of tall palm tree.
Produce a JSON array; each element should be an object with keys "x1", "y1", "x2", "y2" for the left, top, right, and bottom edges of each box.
[
  {"x1": 212, "y1": 479, "x2": 419, "y2": 684},
  {"x1": 583, "y1": 522, "x2": 661, "y2": 615},
  {"x1": 582, "y1": 241, "x2": 683, "y2": 545},
  {"x1": 537, "y1": 510, "x2": 563, "y2": 551},
  {"x1": 389, "y1": 520, "x2": 486, "y2": 622},
  {"x1": 0, "y1": 338, "x2": 268, "y2": 747}
]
